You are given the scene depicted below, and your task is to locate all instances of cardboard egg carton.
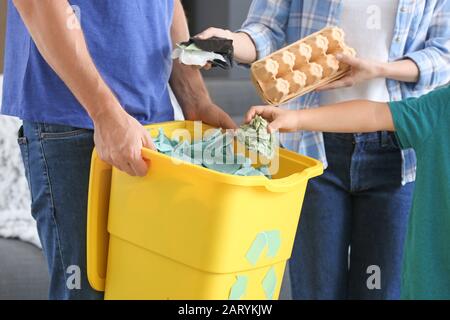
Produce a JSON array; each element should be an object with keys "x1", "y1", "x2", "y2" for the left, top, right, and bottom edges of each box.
[{"x1": 251, "y1": 27, "x2": 356, "y2": 105}]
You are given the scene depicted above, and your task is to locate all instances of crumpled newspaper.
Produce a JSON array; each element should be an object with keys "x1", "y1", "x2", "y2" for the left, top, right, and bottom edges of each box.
[
  {"x1": 153, "y1": 128, "x2": 271, "y2": 178},
  {"x1": 172, "y1": 37, "x2": 234, "y2": 69},
  {"x1": 236, "y1": 116, "x2": 276, "y2": 159}
]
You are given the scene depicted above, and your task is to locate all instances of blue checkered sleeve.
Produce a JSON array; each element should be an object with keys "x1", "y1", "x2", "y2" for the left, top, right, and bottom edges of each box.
[
  {"x1": 404, "y1": 0, "x2": 450, "y2": 91},
  {"x1": 238, "y1": 0, "x2": 292, "y2": 59}
]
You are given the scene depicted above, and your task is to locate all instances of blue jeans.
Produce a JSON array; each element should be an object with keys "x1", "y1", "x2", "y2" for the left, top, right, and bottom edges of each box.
[
  {"x1": 18, "y1": 122, "x2": 103, "y2": 300},
  {"x1": 289, "y1": 132, "x2": 414, "y2": 300}
]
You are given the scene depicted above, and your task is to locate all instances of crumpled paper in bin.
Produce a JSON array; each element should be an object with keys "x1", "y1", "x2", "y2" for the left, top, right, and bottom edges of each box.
[{"x1": 153, "y1": 127, "x2": 271, "y2": 178}]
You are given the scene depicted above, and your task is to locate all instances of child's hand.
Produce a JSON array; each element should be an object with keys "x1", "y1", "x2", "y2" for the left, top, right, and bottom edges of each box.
[{"x1": 245, "y1": 106, "x2": 301, "y2": 133}]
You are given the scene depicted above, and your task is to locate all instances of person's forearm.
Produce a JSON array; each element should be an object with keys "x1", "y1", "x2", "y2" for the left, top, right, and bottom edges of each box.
[
  {"x1": 230, "y1": 32, "x2": 258, "y2": 64},
  {"x1": 169, "y1": 0, "x2": 212, "y2": 117},
  {"x1": 169, "y1": 1, "x2": 236, "y2": 129},
  {"x1": 298, "y1": 100, "x2": 395, "y2": 133},
  {"x1": 13, "y1": 0, "x2": 122, "y2": 122},
  {"x1": 170, "y1": 62, "x2": 212, "y2": 118},
  {"x1": 378, "y1": 59, "x2": 420, "y2": 83}
]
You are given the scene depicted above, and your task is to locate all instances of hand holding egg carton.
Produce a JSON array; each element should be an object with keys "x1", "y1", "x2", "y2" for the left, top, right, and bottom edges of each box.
[{"x1": 251, "y1": 27, "x2": 356, "y2": 104}]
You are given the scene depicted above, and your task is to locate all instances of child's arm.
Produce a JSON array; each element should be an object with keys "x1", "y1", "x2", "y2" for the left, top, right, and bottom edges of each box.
[{"x1": 245, "y1": 100, "x2": 395, "y2": 133}]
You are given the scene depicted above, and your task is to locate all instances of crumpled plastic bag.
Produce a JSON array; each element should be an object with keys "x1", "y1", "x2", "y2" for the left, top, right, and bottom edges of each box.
[{"x1": 172, "y1": 37, "x2": 234, "y2": 69}]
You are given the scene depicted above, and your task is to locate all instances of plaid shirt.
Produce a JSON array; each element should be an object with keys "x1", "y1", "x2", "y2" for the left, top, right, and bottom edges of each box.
[{"x1": 239, "y1": 0, "x2": 450, "y2": 184}]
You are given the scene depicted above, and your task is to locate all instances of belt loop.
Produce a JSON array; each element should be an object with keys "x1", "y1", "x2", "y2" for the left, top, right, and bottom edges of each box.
[{"x1": 380, "y1": 131, "x2": 389, "y2": 147}]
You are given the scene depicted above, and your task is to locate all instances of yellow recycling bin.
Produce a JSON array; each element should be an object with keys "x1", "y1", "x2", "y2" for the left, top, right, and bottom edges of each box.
[{"x1": 87, "y1": 121, "x2": 323, "y2": 300}]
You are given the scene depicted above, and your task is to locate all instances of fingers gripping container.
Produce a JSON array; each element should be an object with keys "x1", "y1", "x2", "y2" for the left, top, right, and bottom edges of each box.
[
  {"x1": 87, "y1": 121, "x2": 323, "y2": 300},
  {"x1": 251, "y1": 27, "x2": 356, "y2": 104}
]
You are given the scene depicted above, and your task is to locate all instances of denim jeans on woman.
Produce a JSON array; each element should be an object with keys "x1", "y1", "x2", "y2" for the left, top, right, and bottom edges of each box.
[
  {"x1": 289, "y1": 132, "x2": 414, "y2": 300},
  {"x1": 18, "y1": 121, "x2": 103, "y2": 300}
]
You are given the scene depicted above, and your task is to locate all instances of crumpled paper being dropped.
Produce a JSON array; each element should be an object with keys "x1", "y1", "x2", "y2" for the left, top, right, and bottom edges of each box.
[
  {"x1": 153, "y1": 128, "x2": 271, "y2": 178},
  {"x1": 172, "y1": 37, "x2": 234, "y2": 69},
  {"x1": 236, "y1": 116, "x2": 276, "y2": 159}
]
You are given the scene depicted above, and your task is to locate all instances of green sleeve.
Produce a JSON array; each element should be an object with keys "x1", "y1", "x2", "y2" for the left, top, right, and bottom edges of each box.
[{"x1": 388, "y1": 86, "x2": 450, "y2": 150}]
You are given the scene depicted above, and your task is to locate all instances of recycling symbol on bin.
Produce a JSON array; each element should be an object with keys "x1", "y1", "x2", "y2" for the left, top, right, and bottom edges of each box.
[
  {"x1": 229, "y1": 267, "x2": 277, "y2": 300},
  {"x1": 245, "y1": 230, "x2": 281, "y2": 266},
  {"x1": 228, "y1": 230, "x2": 281, "y2": 300}
]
